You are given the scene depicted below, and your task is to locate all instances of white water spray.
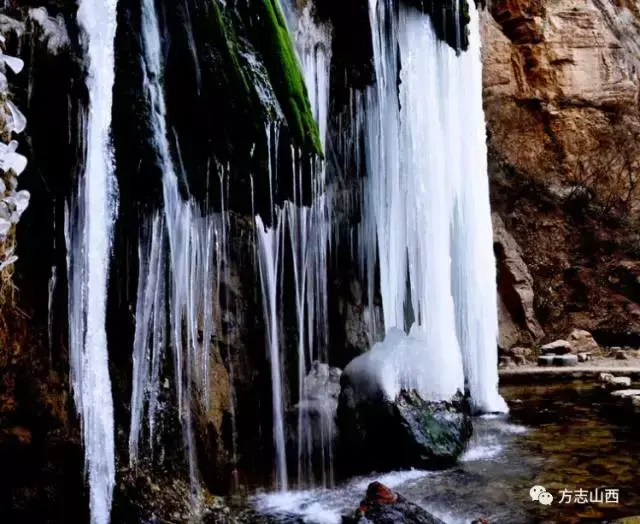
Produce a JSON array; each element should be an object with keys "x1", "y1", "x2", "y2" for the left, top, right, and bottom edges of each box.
[{"x1": 66, "y1": 0, "x2": 118, "y2": 522}]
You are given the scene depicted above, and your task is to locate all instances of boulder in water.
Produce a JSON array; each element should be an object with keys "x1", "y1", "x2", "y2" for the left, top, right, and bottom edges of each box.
[
  {"x1": 341, "y1": 481, "x2": 445, "y2": 524},
  {"x1": 337, "y1": 379, "x2": 472, "y2": 474}
]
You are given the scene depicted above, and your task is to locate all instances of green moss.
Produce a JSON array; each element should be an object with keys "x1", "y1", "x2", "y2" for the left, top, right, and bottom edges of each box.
[
  {"x1": 254, "y1": 0, "x2": 323, "y2": 155},
  {"x1": 209, "y1": 0, "x2": 255, "y2": 107}
]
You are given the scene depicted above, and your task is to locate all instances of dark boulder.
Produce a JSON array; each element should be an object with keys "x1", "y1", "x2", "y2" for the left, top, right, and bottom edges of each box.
[
  {"x1": 342, "y1": 481, "x2": 446, "y2": 524},
  {"x1": 337, "y1": 384, "x2": 472, "y2": 475}
]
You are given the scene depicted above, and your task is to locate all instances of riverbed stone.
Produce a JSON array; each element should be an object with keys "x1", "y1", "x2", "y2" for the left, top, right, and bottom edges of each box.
[
  {"x1": 540, "y1": 340, "x2": 574, "y2": 354},
  {"x1": 616, "y1": 349, "x2": 629, "y2": 360},
  {"x1": 604, "y1": 376, "x2": 632, "y2": 389},
  {"x1": 600, "y1": 372, "x2": 615, "y2": 383},
  {"x1": 537, "y1": 355, "x2": 555, "y2": 366},
  {"x1": 610, "y1": 389, "x2": 640, "y2": 399},
  {"x1": 567, "y1": 329, "x2": 599, "y2": 354},
  {"x1": 553, "y1": 354, "x2": 578, "y2": 367},
  {"x1": 341, "y1": 481, "x2": 446, "y2": 524}
]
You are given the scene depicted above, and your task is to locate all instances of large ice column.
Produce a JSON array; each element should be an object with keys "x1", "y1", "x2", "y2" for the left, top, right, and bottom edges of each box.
[
  {"x1": 397, "y1": 2, "x2": 466, "y2": 401},
  {"x1": 362, "y1": 0, "x2": 406, "y2": 334},
  {"x1": 66, "y1": 0, "x2": 119, "y2": 522},
  {"x1": 360, "y1": 0, "x2": 506, "y2": 410},
  {"x1": 450, "y1": 4, "x2": 508, "y2": 414}
]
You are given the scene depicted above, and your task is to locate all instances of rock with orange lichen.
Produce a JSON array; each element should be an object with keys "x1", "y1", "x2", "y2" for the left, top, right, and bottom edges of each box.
[{"x1": 342, "y1": 481, "x2": 445, "y2": 524}]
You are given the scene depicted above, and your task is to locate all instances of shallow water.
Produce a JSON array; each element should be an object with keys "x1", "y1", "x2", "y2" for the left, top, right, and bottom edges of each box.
[{"x1": 253, "y1": 382, "x2": 640, "y2": 523}]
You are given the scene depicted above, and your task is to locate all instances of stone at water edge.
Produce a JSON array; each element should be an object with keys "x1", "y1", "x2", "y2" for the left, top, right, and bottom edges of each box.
[
  {"x1": 341, "y1": 481, "x2": 446, "y2": 524},
  {"x1": 552, "y1": 354, "x2": 578, "y2": 367},
  {"x1": 540, "y1": 340, "x2": 574, "y2": 355},
  {"x1": 606, "y1": 376, "x2": 632, "y2": 388},
  {"x1": 610, "y1": 389, "x2": 640, "y2": 398},
  {"x1": 616, "y1": 349, "x2": 630, "y2": 360},
  {"x1": 567, "y1": 329, "x2": 599, "y2": 354},
  {"x1": 537, "y1": 355, "x2": 555, "y2": 367},
  {"x1": 337, "y1": 381, "x2": 473, "y2": 474}
]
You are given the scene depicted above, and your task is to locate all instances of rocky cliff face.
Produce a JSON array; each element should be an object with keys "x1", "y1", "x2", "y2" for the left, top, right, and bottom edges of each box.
[{"x1": 482, "y1": 0, "x2": 640, "y2": 347}]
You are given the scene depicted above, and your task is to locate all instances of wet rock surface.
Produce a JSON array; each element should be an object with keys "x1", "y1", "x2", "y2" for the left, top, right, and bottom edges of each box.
[
  {"x1": 337, "y1": 384, "x2": 473, "y2": 475},
  {"x1": 342, "y1": 481, "x2": 446, "y2": 524}
]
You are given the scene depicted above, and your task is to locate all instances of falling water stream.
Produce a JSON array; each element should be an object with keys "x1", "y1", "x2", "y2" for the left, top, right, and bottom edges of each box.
[{"x1": 129, "y1": 0, "x2": 233, "y2": 507}]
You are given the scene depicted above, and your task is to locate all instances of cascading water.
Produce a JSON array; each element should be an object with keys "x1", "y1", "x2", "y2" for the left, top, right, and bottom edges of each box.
[
  {"x1": 65, "y1": 1, "x2": 118, "y2": 523},
  {"x1": 286, "y1": 2, "x2": 334, "y2": 489},
  {"x1": 255, "y1": 211, "x2": 288, "y2": 490},
  {"x1": 359, "y1": 0, "x2": 507, "y2": 412},
  {"x1": 128, "y1": 0, "x2": 234, "y2": 508},
  {"x1": 253, "y1": 0, "x2": 334, "y2": 489}
]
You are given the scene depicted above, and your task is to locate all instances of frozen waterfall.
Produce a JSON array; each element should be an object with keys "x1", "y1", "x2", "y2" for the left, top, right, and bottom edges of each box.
[
  {"x1": 65, "y1": 0, "x2": 119, "y2": 523},
  {"x1": 360, "y1": 0, "x2": 507, "y2": 413}
]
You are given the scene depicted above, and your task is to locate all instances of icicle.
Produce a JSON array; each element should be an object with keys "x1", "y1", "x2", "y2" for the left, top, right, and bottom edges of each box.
[
  {"x1": 1, "y1": 54, "x2": 24, "y2": 74},
  {"x1": 47, "y1": 265, "x2": 57, "y2": 352},
  {"x1": 67, "y1": 0, "x2": 119, "y2": 522},
  {"x1": 450, "y1": 4, "x2": 508, "y2": 413},
  {"x1": 0, "y1": 140, "x2": 28, "y2": 175},
  {"x1": 6, "y1": 100, "x2": 27, "y2": 134},
  {"x1": 255, "y1": 213, "x2": 288, "y2": 491},
  {"x1": 129, "y1": 214, "x2": 164, "y2": 465}
]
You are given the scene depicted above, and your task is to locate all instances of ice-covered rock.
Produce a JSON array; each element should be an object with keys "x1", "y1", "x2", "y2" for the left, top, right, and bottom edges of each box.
[
  {"x1": 6, "y1": 100, "x2": 26, "y2": 134},
  {"x1": 290, "y1": 361, "x2": 342, "y2": 448},
  {"x1": 4, "y1": 190, "x2": 30, "y2": 223},
  {"x1": 0, "y1": 140, "x2": 28, "y2": 175},
  {"x1": 28, "y1": 8, "x2": 70, "y2": 55},
  {"x1": 1, "y1": 54, "x2": 24, "y2": 75},
  {"x1": 0, "y1": 254, "x2": 17, "y2": 271},
  {"x1": 0, "y1": 15, "x2": 25, "y2": 41},
  {"x1": 341, "y1": 327, "x2": 464, "y2": 404},
  {"x1": 0, "y1": 216, "x2": 10, "y2": 237}
]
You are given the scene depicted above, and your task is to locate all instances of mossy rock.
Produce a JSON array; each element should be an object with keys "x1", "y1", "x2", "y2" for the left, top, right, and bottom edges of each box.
[
  {"x1": 248, "y1": 0, "x2": 323, "y2": 155},
  {"x1": 337, "y1": 385, "x2": 473, "y2": 475}
]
